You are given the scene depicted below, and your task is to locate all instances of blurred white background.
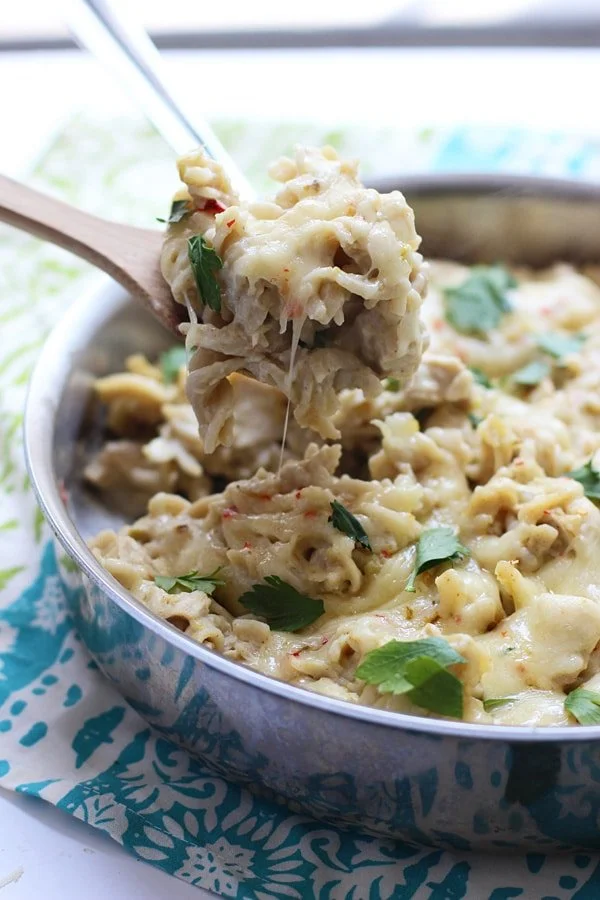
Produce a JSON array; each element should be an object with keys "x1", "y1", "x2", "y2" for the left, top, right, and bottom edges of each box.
[
  {"x1": 0, "y1": 0, "x2": 599, "y2": 178},
  {"x1": 3, "y1": 0, "x2": 600, "y2": 44}
]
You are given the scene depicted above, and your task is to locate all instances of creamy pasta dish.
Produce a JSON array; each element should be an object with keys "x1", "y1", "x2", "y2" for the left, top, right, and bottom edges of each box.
[
  {"x1": 160, "y1": 146, "x2": 427, "y2": 452},
  {"x1": 88, "y1": 146, "x2": 600, "y2": 728}
]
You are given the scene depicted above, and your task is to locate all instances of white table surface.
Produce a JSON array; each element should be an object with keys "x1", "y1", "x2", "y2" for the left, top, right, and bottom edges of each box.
[
  {"x1": 0, "y1": 788, "x2": 210, "y2": 898},
  {"x1": 2, "y1": 43, "x2": 600, "y2": 898}
]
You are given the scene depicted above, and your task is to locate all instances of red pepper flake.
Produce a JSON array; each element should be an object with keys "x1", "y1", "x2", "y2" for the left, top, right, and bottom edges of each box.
[
  {"x1": 433, "y1": 319, "x2": 444, "y2": 331},
  {"x1": 295, "y1": 490, "x2": 302, "y2": 500},
  {"x1": 291, "y1": 639, "x2": 328, "y2": 658},
  {"x1": 226, "y1": 218, "x2": 235, "y2": 227},
  {"x1": 243, "y1": 541, "x2": 252, "y2": 550},
  {"x1": 222, "y1": 506, "x2": 238, "y2": 519},
  {"x1": 283, "y1": 267, "x2": 289, "y2": 273},
  {"x1": 201, "y1": 198, "x2": 226, "y2": 214},
  {"x1": 543, "y1": 509, "x2": 551, "y2": 516},
  {"x1": 303, "y1": 510, "x2": 317, "y2": 519},
  {"x1": 380, "y1": 549, "x2": 393, "y2": 558},
  {"x1": 257, "y1": 493, "x2": 271, "y2": 501},
  {"x1": 286, "y1": 301, "x2": 303, "y2": 319}
]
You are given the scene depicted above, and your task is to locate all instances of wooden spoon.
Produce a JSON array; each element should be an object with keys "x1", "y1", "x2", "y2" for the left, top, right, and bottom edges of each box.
[{"x1": 0, "y1": 173, "x2": 185, "y2": 336}]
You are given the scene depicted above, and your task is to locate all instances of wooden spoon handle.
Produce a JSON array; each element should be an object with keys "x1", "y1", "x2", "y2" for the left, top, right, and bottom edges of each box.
[{"x1": 0, "y1": 173, "x2": 181, "y2": 334}]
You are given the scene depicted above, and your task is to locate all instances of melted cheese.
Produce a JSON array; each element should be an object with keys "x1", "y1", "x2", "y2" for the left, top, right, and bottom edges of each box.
[
  {"x1": 90, "y1": 212, "x2": 600, "y2": 727},
  {"x1": 161, "y1": 146, "x2": 428, "y2": 452}
]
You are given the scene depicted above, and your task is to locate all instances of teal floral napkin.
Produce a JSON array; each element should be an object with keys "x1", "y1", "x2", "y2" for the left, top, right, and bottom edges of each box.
[{"x1": 2, "y1": 117, "x2": 600, "y2": 898}]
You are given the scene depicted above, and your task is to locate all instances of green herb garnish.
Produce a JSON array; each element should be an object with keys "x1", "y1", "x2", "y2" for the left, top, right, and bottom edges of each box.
[
  {"x1": 483, "y1": 697, "x2": 517, "y2": 712},
  {"x1": 470, "y1": 367, "x2": 492, "y2": 388},
  {"x1": 154, "y1": 567, "x2": 224, "y2": 595},
  {"x1": 406, "y1": 526, "x2": 470, "y2": 593},
  {"x1": 565, "y1": 687, "x2": 600, "y2": 725},
  {"x1": 566, "y1": 459, "x2": 600, "y2": 501},
  {"x1": 536, "y1": 332, "x2": 585, "y2": 361},
  {"x1": 239, "y1": 575, "x2": 324, "y2": 632},
  {"x1": 467, "y1": 412, "x2": 483, "y2": 428},
  {"x1": 511, "y1": 359, "x2": 551, "y2": 387},
  {"x1": 356, "y1": 637, "x2": 465, "y2": 718},
  {"x1": 187, "y1": 235, "x2": 223, "y2": 313},
  {"x1": 157, "y1": 199, "x2": 190, "y2": 225},
  {"x1": 509, "y1": 332, "x2": 585, "y2": 388},
  {"x1": 445, "y1": 265, "x2": 515, "y2": 335},
  {"x1": 329, "y1": 500, "x2": 372, "y2": 551},
  {"x1": 159, "y1": 346, "x2": 187, "y2": 384},
  {"x1": 384, "y1": 377, "x2": 401, "y2": 392}
]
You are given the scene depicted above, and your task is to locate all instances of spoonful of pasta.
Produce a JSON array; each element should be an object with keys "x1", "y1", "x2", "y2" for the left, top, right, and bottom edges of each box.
[
  {"x1": 0, "y1": 144, "x2": 428, "y2": 453},
  {"x1": 162, "y1": 145, "x2": 428, "y2": 453}
]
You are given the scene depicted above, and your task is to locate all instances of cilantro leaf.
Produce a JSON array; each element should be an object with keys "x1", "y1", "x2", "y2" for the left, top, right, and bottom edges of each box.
[
  {"x1": 480, "y1": 264, "x2": 517, "y2": 299},
  {"x1": 404, "y1": 659, "x2": 464, "y2": 718},
  {"x1": 444, "y1": 265, "x2": 515, "y2": 335},
  {"x1": 469, "y1": 367, "x2": 492, "y2": 388},
  {"x1": 483, "y1": 697, "x2": 517, "y2": 712},
  {"x1": 356, "y1": 637, "x2": 463, "y2": 690},
  {"x1": 187, "y1": 235, "x2": 223, "y2": 313},
  {"x1": 384, "y1": 377, "x2": 401, "y2": 392},
  {"x1": 406, "y1": 526, "x2": 470, "y2": 592},
  {"x1": 565, "y1": 687, "x2": 600, "y2": 724},
  {"x1": 536, "y1": 332, "x2": 585, "y2": 360},
  {"x1": 159, "y1": 346, "x2": 187, "y2": 384},
  {"x1": 154, "y1": 567, "x2": 224, "y2": 595},
  {"x1": 356, "y1": 637, "x2": 465, "y2": 718},
  {"x1": 511, "y1": 359, "x2": 550, "y2": 387},
  {"x1": 239, "y1": 575, "x2": 324, "y2": 632},
  {"x1": 157, "y1": 199, "x2": 190, "y2": 224},
  {"x1": 329, "y1": 500, "x2": 372, "y2": 550},
  {"x1": 566, "y1": 459, "x2": 600, "y2": 501}
]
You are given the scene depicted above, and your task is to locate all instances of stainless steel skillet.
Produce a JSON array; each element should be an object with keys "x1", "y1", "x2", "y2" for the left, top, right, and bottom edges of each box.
[{"x1": 25, "y1": 173, "x2": 600, "y2": 851}]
